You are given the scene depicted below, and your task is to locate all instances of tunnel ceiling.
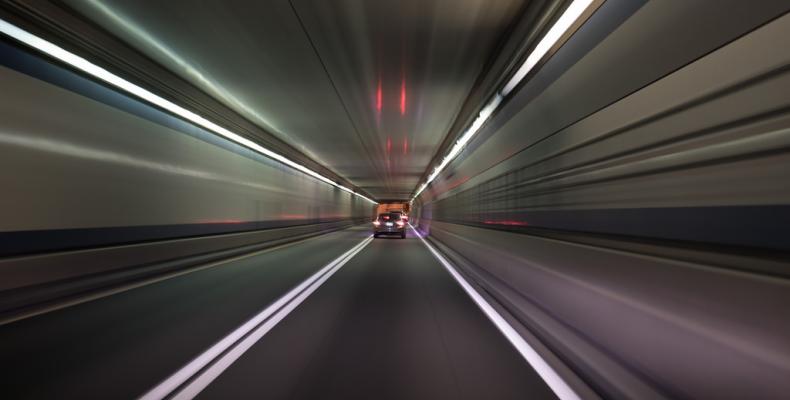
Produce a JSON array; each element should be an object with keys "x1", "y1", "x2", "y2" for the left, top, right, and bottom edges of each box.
[{"x1": 63, "y1": 0, "x2": 526, "y2": 200}]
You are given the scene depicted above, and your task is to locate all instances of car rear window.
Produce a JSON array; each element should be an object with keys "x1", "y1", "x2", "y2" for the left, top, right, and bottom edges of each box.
[{"x1": 378, "y1": 213, "x2": 402, "y2": 221}]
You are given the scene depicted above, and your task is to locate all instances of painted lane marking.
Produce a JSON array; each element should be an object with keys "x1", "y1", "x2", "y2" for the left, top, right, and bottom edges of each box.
[
  {"x1": 410, "y1": 224, "x2": 580, "y2": 400},
  {"x1": 140, "y1": 235, "x2": 373, "y2": 400}
]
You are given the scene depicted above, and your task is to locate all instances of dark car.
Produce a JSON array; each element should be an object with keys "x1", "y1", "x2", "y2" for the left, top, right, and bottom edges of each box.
[{"x1": 373, "y1": 212, "x2": 406, "y2": 239}]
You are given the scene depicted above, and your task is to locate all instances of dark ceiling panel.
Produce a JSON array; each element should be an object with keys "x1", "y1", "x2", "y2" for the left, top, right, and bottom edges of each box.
[{"x1": 64, "y1": 0, "x2": 526, "y2": 199}]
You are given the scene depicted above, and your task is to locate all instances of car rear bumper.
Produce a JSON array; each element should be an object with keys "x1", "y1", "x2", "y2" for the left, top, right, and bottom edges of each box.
[{"x1": 374, "y1": 227, "x2": 405, "y2": 234}]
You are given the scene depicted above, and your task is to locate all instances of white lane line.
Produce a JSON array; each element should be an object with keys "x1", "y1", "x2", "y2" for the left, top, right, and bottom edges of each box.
[
  {"x1": 0, "y1": 18, "x2": 376, "y2": 205},
  {"x1": 139, "y1": 235, "x2": 373, "y2": 400},
  {"x1": 409, "y1": 224, "x2": 581, "y2": 400},
  {"x1": 0, "y1": 230, "x2": 341, "y2": 326}
]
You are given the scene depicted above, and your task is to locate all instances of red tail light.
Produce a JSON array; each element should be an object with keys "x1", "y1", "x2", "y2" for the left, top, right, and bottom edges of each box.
[
  {"x1": 373, "y1": 220, "x2": 381, "y2": 226},
  {"x1": 396, "y1": 220, "x2": 405, "y2": 227}
]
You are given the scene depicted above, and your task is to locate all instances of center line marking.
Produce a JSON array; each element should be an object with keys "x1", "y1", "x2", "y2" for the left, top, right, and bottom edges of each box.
[{"x1": 140, "y1": 234, "x2": 373, "y2": 400}]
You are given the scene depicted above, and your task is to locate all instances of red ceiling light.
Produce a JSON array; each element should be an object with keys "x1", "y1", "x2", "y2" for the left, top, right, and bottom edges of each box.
[
  {"x1": 400, "y1": 77, "x2": 406, "y2": 115},
  {"x1": 376, "y1": 78, "x2": 382, "y2": 112}
]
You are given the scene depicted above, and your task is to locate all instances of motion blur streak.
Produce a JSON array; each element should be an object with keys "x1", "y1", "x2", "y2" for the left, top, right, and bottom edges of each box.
[
  {"x1": 80, "y1": 0, "x2": 281, "y2": 136},
  {"x1": 400, "y1": 75, "x2": 406, "y2": 115},
  {"x1": 141, "y1": 236, "x2": 373, "y2": 400},
  {"x1": 411, "y1": 0, "x2": 597, "y2": 200},
  {"x1": 501, "y1": 0, "x2": 595, "y2": 96},
  {"x1": 0, "y1": 132, "x2": 284, "y2": 194},
  {"x1": 376, "y1": 78, "x2": 382, "y2": 112},
  {"x1": 411, "y1": 225, "x2": 581, "y2": 400},
  {"x1": 0, "y1": 18, "x2": 376, "y2": 205},
  {"x1": 2, "y1": 0, "x2": 790, "y2": 399}
]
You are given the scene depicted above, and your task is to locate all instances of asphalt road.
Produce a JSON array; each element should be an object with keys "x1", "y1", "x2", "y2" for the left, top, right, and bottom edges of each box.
[{"x1": 0, "y1": 226, "x2": 556, "y2": 399}]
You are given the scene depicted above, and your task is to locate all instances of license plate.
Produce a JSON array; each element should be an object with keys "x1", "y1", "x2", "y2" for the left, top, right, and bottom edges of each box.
[{"x1": 385, "y1": 222, "x2": 393, "y2": 226}]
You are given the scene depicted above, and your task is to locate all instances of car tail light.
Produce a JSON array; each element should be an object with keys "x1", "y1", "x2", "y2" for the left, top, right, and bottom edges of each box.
[
  {"x1": 396, "y1": 220, "x2": 405, "y2": 227},
  {"x1": 373, "y1": 221, "x2": 381, "y2": 226}
]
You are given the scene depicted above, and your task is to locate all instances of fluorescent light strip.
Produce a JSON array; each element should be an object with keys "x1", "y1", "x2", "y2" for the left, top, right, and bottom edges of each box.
[
  {"x1": 407, "y1": 93, "x2": 500, "y2": 201},
  {"x1": 0, "y1": 19, "x2": 376, "y2": 205},
  {"x1": 502, "y1": 0, "x2": 594, "y2": 96},
  {"x1": 409, "y1": 224, "x2": 580, "y2": 400},
  {"x1": 141, "y1": 235, "x2": 374, "y2": 400},
  {"x1": 411, "y1": 0, "x2": 595, "y2": 201}
]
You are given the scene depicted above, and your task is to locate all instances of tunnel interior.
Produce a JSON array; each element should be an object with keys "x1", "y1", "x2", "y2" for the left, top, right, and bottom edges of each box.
[{"x1": 1, "y1": 1, "x2": 790, "y2": 399}]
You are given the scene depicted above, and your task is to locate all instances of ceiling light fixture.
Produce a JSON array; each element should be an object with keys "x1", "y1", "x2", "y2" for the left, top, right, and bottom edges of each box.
[
  {"x1": 411, "y1": 0, "x2": 596, "y2": 202},
  {"x1": 502, "y1": 0, "x2": 594, "y2": 96},
  {"x1": 0, "y1": 18, "x2": 377, "y2": 205}
]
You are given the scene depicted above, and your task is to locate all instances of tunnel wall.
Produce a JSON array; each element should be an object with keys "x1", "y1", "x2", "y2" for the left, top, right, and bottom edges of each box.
[
  {"x1": 0, "y1": 40, "x2": 372, "y2": 315},
  {"x1": 415, "y1": 3, "x2": 790, "y2": 399}
]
